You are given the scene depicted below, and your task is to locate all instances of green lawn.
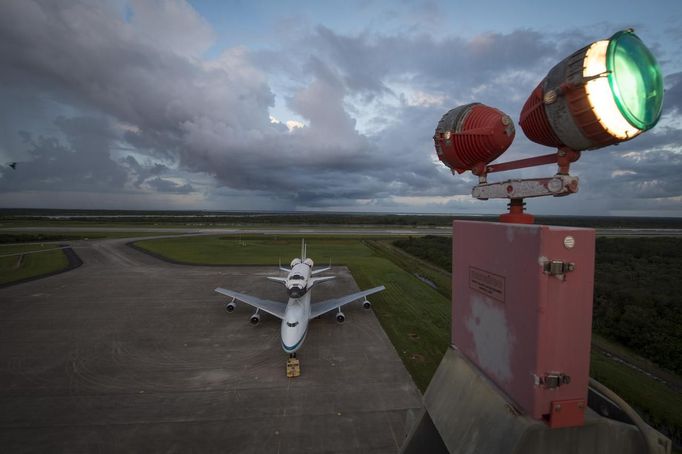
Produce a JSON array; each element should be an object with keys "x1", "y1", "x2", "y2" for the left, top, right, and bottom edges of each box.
[
  {"x1": 591, "y1": 350, "x2": 682, "y2": 444},
  {"x1": 134, "y1": 235, "x2": 451, "y2": 390},
  {"x1": 0, "y1": 244, "x2": 70, "y2": 285}
]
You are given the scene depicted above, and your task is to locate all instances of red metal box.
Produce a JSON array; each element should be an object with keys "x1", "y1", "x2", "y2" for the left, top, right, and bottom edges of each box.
[{"x1": 452, "y1": 220, "x2": 595, "y2": 426}]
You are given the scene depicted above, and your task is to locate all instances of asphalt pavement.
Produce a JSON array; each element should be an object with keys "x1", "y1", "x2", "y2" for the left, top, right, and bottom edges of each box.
[{"x1": 0, "y1": 238, "x2": 422, "y2": 453}]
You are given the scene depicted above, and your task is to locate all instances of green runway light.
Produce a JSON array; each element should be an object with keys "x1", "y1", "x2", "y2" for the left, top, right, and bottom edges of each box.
[{"x1": 607, "y1": 30, "x2": 664, "y2": 131}]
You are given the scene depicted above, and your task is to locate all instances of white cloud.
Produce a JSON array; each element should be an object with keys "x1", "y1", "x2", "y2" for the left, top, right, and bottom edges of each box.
[
  {"x1": 611, "y1": 170, "x2": 637, "y2": 177},
  {"x1": 286, "y1": 120, "x2": 305, "y2": 131}
]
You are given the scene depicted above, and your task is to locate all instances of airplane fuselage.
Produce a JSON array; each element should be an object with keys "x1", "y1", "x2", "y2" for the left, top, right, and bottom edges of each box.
[{"x1": 281, "y1": 292, "x2": 311, "y2": 354}]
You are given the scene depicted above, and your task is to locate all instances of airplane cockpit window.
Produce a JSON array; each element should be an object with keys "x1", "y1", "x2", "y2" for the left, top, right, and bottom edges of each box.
[
  {"x1": 291, "y1": 275, "x2": 304, "y2": 280},
  {"x1": 286, "y1": 321, "x2": 299, "y2": 327}
]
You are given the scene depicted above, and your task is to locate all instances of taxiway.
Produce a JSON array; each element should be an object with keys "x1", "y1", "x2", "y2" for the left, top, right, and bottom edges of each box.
[{"x1": 0, "y1": 238, "x2": 422, "y2": 452}]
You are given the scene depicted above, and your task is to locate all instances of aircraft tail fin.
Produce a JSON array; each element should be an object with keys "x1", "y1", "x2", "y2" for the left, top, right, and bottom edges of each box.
[{"x1": 301, "y1": 239, "x2": 307, "y2": 260}]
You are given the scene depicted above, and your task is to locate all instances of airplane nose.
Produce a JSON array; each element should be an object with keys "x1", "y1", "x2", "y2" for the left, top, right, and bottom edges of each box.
[{"x1": 281, "y1": 326, "x2": 299, "y2": 352}]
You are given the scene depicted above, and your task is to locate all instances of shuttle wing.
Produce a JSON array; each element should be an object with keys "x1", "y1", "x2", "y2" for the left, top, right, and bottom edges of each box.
[
  {"x1": 309, "y1": 276, "x2": 335, "y2": 287},
  {"x1": 215, "y1": 287, "x2": 286, "y2": 319},
  {"x1": 309, "y1": 286, "x2": 385, "y2": 319},
  {"x1": 311, "y1": 266, "x2": 331, "y2": 275},
  {"x1": 266, "y1": 276, "x2": 288, "y2": 285}
]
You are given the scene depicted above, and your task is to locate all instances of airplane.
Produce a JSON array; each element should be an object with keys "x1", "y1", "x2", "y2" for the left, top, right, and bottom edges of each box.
[{"x1": 215, "y1": 240, "x2": 385, "y2": 357}]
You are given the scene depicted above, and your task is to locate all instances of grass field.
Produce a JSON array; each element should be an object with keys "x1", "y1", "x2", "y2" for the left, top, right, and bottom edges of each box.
[
  {"x1": 591, "y1": 349, "x2": 682, "y2": 444},
  {"x1": 0, "y1": 244, "x2": 70, "y2": 285},
  {"x1": 591, "y1": 334, "x2": 682, "y2": 444},
  {"x1": 135, "y1": 235, "x2": 451, "y2": 390}
]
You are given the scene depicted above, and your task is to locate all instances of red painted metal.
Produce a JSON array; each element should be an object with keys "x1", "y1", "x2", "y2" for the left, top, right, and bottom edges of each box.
[
  {"x1": 452, "y1": 221, "x2": 595, "y2": 427},
  {"x1": 548, "y1": 399, "x2": 587, "y2": 428},
  {"x1": 486, "y1": 152, "x2": 558, "y2": 174},
  {"x1": 519, "y1": 83, "x2": 562, "y2": 147},
  {"x1": 499, "y1": 199, "x2": 534, "y2": 224},
  {"x1": 434, "y1": 104, "x2": 514, "y2": 174},
  {"x1": 557, "y1": 148, "x2": 581, "y2": 175}
]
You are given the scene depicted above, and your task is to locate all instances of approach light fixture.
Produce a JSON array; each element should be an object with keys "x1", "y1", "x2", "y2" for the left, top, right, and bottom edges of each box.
[
  {"x1": 434, "y1": 29, "x2": 663, "y2": 224},
  {"x1": 520, "y1": 29, "x2": 663, "y2": 150},
  {"x1": 434, "y1": 103, "x2": 515, "y2": 175}
]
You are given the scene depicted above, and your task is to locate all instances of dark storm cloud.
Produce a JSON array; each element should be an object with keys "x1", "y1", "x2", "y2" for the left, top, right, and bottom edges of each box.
[
  {"x1": 0, "y1": 0, "x2": 680, "y2": 213},
  {"x1": 664, "y1": 72, "x2": 682, "y2": 114},
  {"x1": 0, "y1": 116, "x2": 128, "y2": 192},
  {"x1": 123, "y1": 156, "x2": 170, "y2": 188},
  {"x1": 146, "y1": 177, "x2": 195, "y2": 194},
  {"x1": 288, "y1": 26, "x2": 559, "y2": 106},
  {"x1": 0, "y1": 0, "x2": 277, "y2": 196}
]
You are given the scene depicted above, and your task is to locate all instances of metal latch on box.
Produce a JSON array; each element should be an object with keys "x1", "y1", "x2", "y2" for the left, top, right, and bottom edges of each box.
[
  {"x1": 536, "y1": 373, "x2": 571, "y2": 389},
  {"x1": 543, "y1": 260, "x2": 575, "y2": 276}
]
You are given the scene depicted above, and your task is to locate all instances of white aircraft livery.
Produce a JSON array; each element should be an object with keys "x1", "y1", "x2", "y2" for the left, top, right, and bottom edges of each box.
[{"x1": 215, "y1": 240, "x2": 385, "y2": 356}]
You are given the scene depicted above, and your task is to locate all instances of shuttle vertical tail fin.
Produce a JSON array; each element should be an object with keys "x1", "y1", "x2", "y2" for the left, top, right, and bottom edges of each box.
[{"x1": 301, "y1": 239, "x2": 307, "y2": 260}]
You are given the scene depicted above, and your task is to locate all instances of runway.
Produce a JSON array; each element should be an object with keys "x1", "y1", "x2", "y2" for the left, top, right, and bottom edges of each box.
[{"x1": 0, "y1": 238, "x2": 422, "y2": 452}]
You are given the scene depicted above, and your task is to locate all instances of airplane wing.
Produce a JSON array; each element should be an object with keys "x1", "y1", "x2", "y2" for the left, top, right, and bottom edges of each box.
[
  {"x1": 214, "y1": 287, "x2": 286, "y2": 319},
  {"x1": 309, "y1": 286, "x2": 385, "y2": 319}
]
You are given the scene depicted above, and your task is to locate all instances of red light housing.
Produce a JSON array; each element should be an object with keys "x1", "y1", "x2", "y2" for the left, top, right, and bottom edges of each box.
[{"x1": 434, "y1": 103, "x2": 515, "y2": 175}]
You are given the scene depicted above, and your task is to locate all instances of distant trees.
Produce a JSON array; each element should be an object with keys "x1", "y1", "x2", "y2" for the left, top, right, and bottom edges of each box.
[
  {"x1": 593, "y1": 237, "x2": 682, "y2": 374},
  {"x1": 2, "y1": 209, "x2": 682, "y2": 229},
  {"x1": 393, "y1": 236, "x2": 452, "y2": 271}
]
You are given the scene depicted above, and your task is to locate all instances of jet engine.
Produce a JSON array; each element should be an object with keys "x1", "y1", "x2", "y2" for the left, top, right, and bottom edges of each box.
[
  {"x1": 225, "y1": 302, "x2": 237, "y2": 312},
  {"x1": 336, "y1": 312, "x2": 345, "y2": 323},
  {"x1": 249, "y1": 313, "x2": 261, "y2": 325},
  {"x1": 290, "y1": 258, "x2": 302, "y2": 267},
  {"x1": 362, "y1": 300, "x2": 372, "y2": 310}
]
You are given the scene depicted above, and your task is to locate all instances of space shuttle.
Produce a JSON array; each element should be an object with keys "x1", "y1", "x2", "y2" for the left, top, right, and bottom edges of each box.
[
  {"x1": 215, "y1": 240, "x2": 385, "y2": 356},
  {"x1": 267, "y1": 240, "x2": 334, "y2": 298}
]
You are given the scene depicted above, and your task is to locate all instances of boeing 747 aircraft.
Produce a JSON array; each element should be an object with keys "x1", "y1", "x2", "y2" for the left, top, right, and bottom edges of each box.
[{"x1": 215, "y1": 240, "x2": 385, "y2": 357}]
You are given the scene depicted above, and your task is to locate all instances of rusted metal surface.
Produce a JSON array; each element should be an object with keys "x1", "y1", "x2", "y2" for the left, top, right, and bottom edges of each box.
[{"x1": 452, "y1": 221, "x2": 595, "y2": 424}]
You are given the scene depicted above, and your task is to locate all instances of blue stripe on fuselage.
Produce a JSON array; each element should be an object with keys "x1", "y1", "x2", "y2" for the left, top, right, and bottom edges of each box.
[{"x1": 282, "y1": 325, "x2": 308, "y2": 352}]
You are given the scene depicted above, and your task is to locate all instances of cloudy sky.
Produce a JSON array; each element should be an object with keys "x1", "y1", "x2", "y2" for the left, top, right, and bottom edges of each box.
[{"x1": 1, "y1": 0, "x2": 681, "y2": 216}]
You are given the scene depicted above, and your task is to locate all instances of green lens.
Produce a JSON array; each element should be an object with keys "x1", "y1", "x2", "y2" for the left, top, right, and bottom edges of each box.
[{"x1": 606, "y1": 30, "x2": 664, "y2": 131}]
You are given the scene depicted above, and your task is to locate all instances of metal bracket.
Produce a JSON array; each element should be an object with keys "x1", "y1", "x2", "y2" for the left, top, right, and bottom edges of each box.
[
  {"x1": 472, "y1": 175, "x2": 579, "y2": 200},
  {"x1": 548, "y1": 399, "x2": 586, "y2": 428},
  {"x1": 543, "y1": 260, "x2": 576, "y2": 276},
  {"x1": 535, "y1": 373, "x2": 571, "y2": 389}
]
